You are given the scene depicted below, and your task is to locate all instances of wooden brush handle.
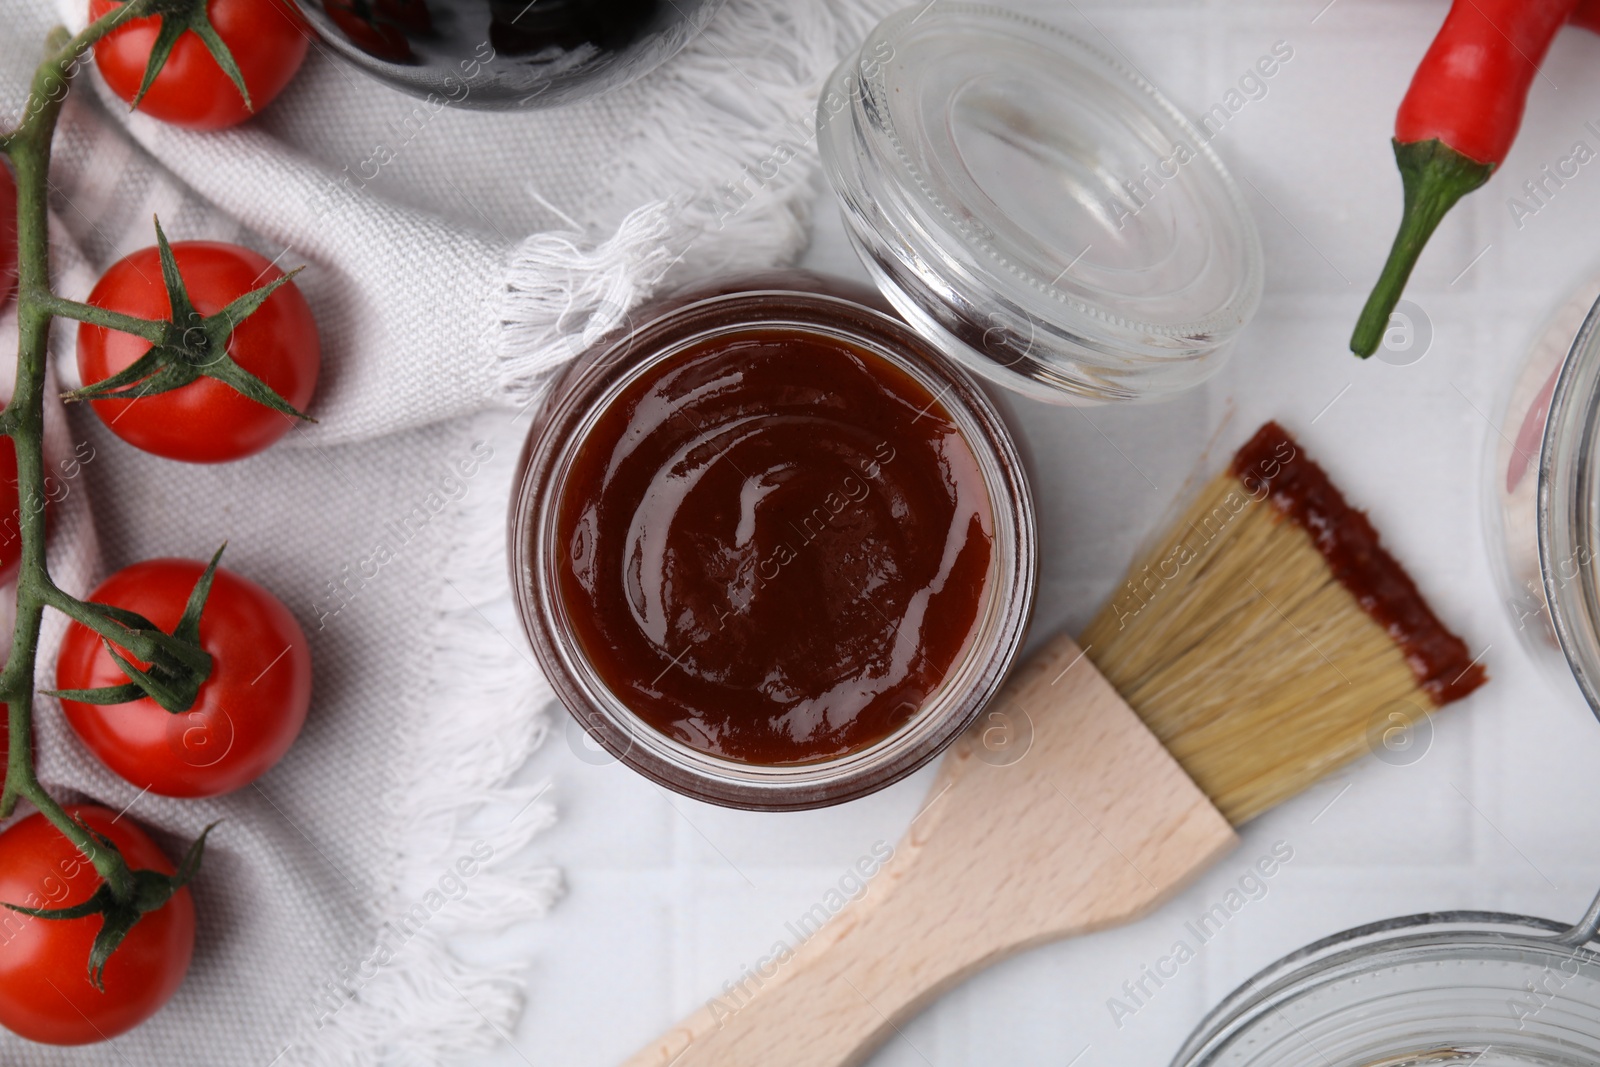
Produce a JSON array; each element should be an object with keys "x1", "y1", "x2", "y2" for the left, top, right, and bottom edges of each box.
[{"x1": 620, "y1": 633, "x2": 1238, "y2": 1067}]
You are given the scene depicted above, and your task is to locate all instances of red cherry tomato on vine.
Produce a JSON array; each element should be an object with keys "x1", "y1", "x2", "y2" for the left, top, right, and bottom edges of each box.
[
  {"x1": 0, "y1": 434, "x2": 18, "y2": 587},
  {"x1": 58, "y1": 558, "x2": 312, "y2": 798},
  {"x1": 89, "y1": 0, "x2": 309, "y2": 130},
  {"x1": 0, "y1": 165, "x2": 25, "y2": 585},
  {"x1": 77, "y1": 240, "x2": 319, "y2": 464},
  {"x1": 0, "y1": 162, "x2": 16, "y2": 307},
  {"x1": 0, "y1": 806, "x2": 195, "y2": 1045}
]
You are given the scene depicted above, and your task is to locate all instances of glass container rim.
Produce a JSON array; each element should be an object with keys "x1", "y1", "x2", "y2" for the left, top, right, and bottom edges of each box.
[
  {"x1": 1170, "y1": 904, "x2": 1600, "y2": 1067},
  {"x1": 288, "y1": 0, "x2": 728, "y2": 110},
  {"x1": 1538, "y1": 292, "x2": 1600, "y2": 721}
]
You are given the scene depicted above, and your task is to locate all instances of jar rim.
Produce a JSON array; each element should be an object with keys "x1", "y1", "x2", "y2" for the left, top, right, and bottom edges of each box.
[
  {"x1": 1538, "y1": 292, "x2": 1600, "y2": 721},
  {"x1": 1171, "y1": 906, "x2": 1600, "y2": 1067},
  {"x1": 509, "y1": 286, "x2": 1036, "y2": 810},
  {"x1": 816, "y1": 2, "x2": 1264, "y2": 404}
]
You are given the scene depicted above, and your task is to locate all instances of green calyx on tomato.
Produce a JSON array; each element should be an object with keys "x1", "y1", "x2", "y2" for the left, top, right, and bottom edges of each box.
[
  {"x1": 3, "y1": 820, "x2": 213, "y2": 991},
  {"x1": 91, "y1": 0, "x2": 308, "y2": 130},
  {"x1": 64, "y1": 217, "x2": 315, "y2": 425},
  {"x1": 46, "y1": 544, "x2": 225, "y2": 713},
  {"x1": 57, "y1": 555, "x2": 313, "y2": 798},
  {"x1": 104, "y1": 0, "x2": 252, "y2": 114}
]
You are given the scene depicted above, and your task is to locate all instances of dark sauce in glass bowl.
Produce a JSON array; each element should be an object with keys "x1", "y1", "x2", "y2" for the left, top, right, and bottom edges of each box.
[
  {"x1": 294, "y1": 0, "x2": 722, "y2": 109},
  {"x1": 555, "y1": 327, "x2": 995, "y2": 765}
]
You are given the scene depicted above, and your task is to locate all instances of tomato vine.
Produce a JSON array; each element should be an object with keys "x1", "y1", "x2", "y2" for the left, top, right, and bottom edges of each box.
[{"x1": 0, "y1": 0, "x2": 298, "y2": 983}]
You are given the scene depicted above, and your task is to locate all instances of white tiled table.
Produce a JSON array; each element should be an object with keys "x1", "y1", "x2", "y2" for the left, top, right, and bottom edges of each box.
[{"x1": 473, "y1": 2, "x2": 1600, "y2": 1063}]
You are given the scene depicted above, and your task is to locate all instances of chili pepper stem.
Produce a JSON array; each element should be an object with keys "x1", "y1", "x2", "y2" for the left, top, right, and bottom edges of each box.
[{"x1": 1351, "y1": 139, "x2": 1494, "y2": 358}]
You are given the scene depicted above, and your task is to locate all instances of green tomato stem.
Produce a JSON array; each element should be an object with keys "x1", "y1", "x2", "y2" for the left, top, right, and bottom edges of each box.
[
  {"x1": 0, "y1": 0, "x2": 165, "y2": 901},
  {"x1": 38, "y1": 581, "x2": 209, "y2": 673},
  {"x1": 36, "y1": 293, "x2": 167, "y2": 343}
]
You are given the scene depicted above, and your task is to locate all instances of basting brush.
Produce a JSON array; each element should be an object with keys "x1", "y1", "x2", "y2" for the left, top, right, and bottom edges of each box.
[
  {"x1": 622, "y1": 419, "x2": 1488, "y2": 1067},
  {"x1": 1081, "y1": 419, "x2": 1486, "y2": 823}
]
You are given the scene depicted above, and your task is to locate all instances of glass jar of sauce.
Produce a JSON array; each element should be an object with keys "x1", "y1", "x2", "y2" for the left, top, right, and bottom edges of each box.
[
  {"x1": 510, "y1": 4, "x2": 1264, "y2": 808},
  {"x1": 512, "y1": 276, "x2": 1035, "y2": 808}
]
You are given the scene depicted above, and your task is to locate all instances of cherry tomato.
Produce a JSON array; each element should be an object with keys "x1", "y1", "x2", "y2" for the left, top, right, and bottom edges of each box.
[
  {"x1": 58, "y1": 558, "x2": 312, "y2": 798},
  {"x1": 0, "y1": 165, "x2": 24, "y2": 585},
  {"x1": 77, "y1": 240, "x2": 320, "y2": 464},
  {"x1": 0, "y1": 806, "x2": 195, "y2": 1045},
  {"x1": 0, "y1": 434, "x2": 18, "y2": 587},
  {"x1": 0, "y1": 163, "x2": 16, "y2": 307},
  {"x1": 89, "y1": 0, "x2": 309, "y2": 130}
]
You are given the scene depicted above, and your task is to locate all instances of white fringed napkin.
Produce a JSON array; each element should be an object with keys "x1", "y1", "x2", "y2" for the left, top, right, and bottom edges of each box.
[{"x1": 0, "y1": 0, "x2": 892, "y2": 1060}]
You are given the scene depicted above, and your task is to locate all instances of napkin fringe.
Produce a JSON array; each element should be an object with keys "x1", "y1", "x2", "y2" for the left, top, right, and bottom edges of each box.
[
  {"x1": 292, "y1": 478, "x2": 561, "y2": 1066},
  {"x1": 490, "y1": 199, "x2": 690, "y2": 415},
  {"x1": 485, "y1": 0, "x2": 895, "y2": 412},
  {"x1": 596, "y1": 0, "x2": 894, "y2": 278}
]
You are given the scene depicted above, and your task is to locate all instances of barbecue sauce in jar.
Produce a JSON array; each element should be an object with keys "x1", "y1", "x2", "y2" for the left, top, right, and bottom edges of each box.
[{"x1": 555, "y1": 326, "x2": 995, "y2": 765}]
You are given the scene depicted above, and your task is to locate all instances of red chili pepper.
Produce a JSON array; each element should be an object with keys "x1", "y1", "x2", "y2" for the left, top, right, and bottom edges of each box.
[{"x1": 1351, "y1": 0, "x2": 1577, "y2": 357}]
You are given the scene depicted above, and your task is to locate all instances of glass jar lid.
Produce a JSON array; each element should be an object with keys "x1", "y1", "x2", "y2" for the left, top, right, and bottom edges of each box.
[{"x1": 817, "y1": 3, "x2": 1265, "y2": 404}]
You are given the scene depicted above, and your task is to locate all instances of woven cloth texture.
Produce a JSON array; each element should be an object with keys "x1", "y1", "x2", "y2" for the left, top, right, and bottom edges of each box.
[{"x1": 0, "y1": 0, "x2": 892, "y2": 1060}]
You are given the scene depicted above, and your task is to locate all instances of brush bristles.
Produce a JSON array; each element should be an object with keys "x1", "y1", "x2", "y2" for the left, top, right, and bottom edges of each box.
[{"x1": 1080, "y1": 471, "x2": 1430, "y2": 826}]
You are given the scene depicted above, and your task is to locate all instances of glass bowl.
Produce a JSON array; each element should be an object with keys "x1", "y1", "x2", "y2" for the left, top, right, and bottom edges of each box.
[
  {"x1": 292, "y1": 0, "x2": 724, "y2": 109},
  {"x1": 1172, "y1": 896, "x2": 1600, "y2": 1067}
]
